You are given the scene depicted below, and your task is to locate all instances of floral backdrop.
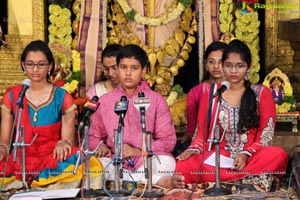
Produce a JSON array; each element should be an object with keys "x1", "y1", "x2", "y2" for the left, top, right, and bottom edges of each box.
[
  {"x1": 46, "y1": 0, "x2": 296, "y2": 115},
  {"x1": 48, "y1": 0, "x2": 82, "y2": 95}
]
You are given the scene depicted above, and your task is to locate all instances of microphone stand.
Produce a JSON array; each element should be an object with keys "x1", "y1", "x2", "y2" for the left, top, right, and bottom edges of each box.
[
  {"x1": 135, "y1": 107, "x2": 164, "y2": 198},
  {"x1": 107, "y1": 113, "x2": 131, "y2": 197},
  {"x1": 13, "y1": 103, "x2": 37, "y2": 191},
  {"x1": 204, "y1": 95, "x2": 231, "y2": 196},
  {"x1": 73, "y1": 122, "x2": 102, "y2": 197}
]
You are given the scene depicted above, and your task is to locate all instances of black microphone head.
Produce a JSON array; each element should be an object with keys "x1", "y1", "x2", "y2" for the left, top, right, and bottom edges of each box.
[
  {"x1": 91, "y1": 95, "x2": 99, "y2": 102},
  {"x1": 138, "y1": 92, "x2": 145, "y2": 98},
  {"x1": 22, "y1": 79, "x2": 31, "y2": 88},
  {"x1": 121, "y1": 96, "x2": 127, "y2": 101},
  {"x1": 221, "y1": 81, "x2": 230, "y2": 89},
  {"x1": 114, "y1": 96, "x2": 129, "y2": 116}
]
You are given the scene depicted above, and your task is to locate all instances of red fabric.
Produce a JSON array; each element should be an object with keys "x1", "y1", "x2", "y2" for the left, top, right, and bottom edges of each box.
[
  {"x1": 176, "y1": 146, "x2": 288, "y2": 183},
  {"x1": 0, "y1": 86, "x2": 78, "y2": 181},
  {"x1": 175, "y1": 84, "x2": 288, "y2": 183},
  {"x1": 185, "y1": 82, "x2": 208, "y2": 135}
]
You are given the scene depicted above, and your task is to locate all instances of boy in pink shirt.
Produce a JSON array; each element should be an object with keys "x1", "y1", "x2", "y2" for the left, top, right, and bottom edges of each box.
[{"x1": 89, "y1": 44, "x2": 184, "y2": 189}]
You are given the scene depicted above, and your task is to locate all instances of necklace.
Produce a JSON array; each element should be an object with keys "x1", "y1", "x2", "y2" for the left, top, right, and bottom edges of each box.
[
  {"x1": 27, "y1": 86, "x2": 51, "y2": 107},
  {"x1": 27, "y1": 85, "x2": 52, "y2": 125}
]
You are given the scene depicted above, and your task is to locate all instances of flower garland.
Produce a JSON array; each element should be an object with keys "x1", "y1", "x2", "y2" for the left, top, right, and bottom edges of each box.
[
  {"x1": 262, "y1": 80, "x2": 296, "y2": 113},
  {"x1": 218, "y1": 1, "x2": 261, "y2": 83},
  {"x1": 117, "y1": 0, "x2": 192, "y2": 26},
  {"x1": 62, "y1": 50, "x2": 82, "y2": 94},
  {"x1": 48, "y1": 4, "x2": 73, "y2": 47},
  {"x1": 235, "y1": 7, "x2": 260, "y2": 83},
  {"x1": 48, "y1": 3, "x2": 83, "y2": 95},
  {"x1": 219, "y1": 0, "x2": 234, "y2": 33},
  {"x1": 108, "y1": 2, "x2": 196, "y2": 94}
]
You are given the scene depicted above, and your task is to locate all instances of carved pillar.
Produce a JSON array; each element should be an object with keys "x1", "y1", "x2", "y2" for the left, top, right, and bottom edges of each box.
[
  {"x1": 0, "y1": 0, "x2": 45, "y2": 98},
  {"x1": 278, "y1": 20, "x2": 300, "y2": 100}
]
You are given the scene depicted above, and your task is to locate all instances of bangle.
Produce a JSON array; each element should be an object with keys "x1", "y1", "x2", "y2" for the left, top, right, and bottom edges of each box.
[
  {"x1": 57, "y1": 139, "x2": 73, "y2": 146},
  {"x1": 64, "y1": 139, "x2": 73, "y2": 146},
  {"x1": 0, "y1": 144, "x2": 9, "y2": 154}
]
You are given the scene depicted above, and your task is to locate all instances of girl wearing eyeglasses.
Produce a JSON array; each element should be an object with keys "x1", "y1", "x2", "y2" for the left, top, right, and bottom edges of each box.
[
  {"x1": 175, "y1": 39, "x2": 288, "y2": 192},
  {"x1": 0, "y1": 40, "x2": 102, "y2": 189}
]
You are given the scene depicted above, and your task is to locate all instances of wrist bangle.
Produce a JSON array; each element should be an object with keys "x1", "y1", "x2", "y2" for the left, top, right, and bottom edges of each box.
[
  {"x1": 0, "y1": 144, "x2": 9, "y2": 154},
  {"x1": 57, "y1": 139, "x2": 72, "y2": 146},
  {"x1": 64, "y1": 139, "x2": 73, "y2": 146}
]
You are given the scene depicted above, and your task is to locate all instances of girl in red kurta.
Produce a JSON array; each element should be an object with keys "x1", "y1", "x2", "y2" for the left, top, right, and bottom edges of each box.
[{"x1": 176, "y1": 40, "x2": 288, "y2": 191}]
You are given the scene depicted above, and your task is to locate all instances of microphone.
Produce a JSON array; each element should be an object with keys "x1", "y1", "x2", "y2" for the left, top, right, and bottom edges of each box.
[
  {"x1": 114, "y1": 96, "x2": 128, "y2": 118},
  {"x1": 133, "y1": 92, "x2": 151, "y2": 133},
  {"x1": 78, "y1": 96, "x2": 100, "y2": 130},
  {"x1": 133, "y1": 92, "x2": 151, "y2": 111},
  {"x1": 212, "y1": 81, "x2": 230, "y2": 98},
  {"x1": 17, "y1": 79, "x2": 31, "y2": 106}
]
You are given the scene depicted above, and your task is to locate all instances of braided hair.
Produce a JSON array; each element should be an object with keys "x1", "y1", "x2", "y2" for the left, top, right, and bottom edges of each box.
[{"x1": 222, "y1": 40, "x2": 260, "y2": 133}]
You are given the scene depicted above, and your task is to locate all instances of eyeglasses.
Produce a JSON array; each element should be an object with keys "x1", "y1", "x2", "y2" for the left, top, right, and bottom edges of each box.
[
  {"x1": 223, "y1": 62, "x2": 247, "y2": 71},
  {"x1": 207, "y1": 59, "x2": 222, "y2": 66},
  {"x1": 25, "y1": 62, "x2": 49, "y2": 69}
]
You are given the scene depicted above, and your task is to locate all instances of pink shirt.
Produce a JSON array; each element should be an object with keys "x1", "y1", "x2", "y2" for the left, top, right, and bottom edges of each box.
[{"x1": 89, "y1": 81, "x2": 176, "y2": 169}]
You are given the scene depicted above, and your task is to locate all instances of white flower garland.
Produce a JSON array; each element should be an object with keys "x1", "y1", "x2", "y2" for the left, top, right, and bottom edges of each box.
[{"x1": 117, "y1": 0, "x2": 188, "y2": 26}]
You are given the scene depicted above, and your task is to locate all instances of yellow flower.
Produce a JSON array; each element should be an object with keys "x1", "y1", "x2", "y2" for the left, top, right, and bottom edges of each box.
[
  {"x1": 262, "y1": 80, "x2": 270, "y2": 88},
  {"x1": 250, "y1": 72, "x2": 260, "y2": 83},
  {"x1": 72, "y1": 50, "x2": 81, "y2": 72},
  {"x1": 48, "y1": 24, "x2": 57, "y2": 35},
  {"x1": 277, "y1": 102, "x2": 291, "y2": 113},
  {"x1": 284, "y1": 82, "x2": 293, "y2": 96},
  {"x1": 241, "y1": 14, "x2": 251, "y2": 23},
  {"x1": 251, "y1": 63, "x2": 260, "y2": 73},
  {"x1": 220, "y1": 4, "x2": 229, "y2": 12},
  {"x1": 62, "y1": 80, "x2": 79, "y2": 94},
  {"x1": 60, "y1": 8, "x2": 72, "y2": 18},
  {"x1": 220, "y1": 23, "x2": 230, "y2": 33},
  {"x1": 56, "y1": 27, "x2": 67, "y2": 38},
  {"x1": 49, "y1": 5, "x2": 60, "y2": 15}
]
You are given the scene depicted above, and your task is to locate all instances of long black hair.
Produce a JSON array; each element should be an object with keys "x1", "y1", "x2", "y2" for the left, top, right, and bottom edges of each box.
[{"x1": 222, "y1": 39, "x2": 259, "y2": 133}]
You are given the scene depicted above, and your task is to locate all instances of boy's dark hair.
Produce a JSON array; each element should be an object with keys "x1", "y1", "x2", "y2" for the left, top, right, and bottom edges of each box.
[
  {"x1": 202, "y1": 41, "x2": 227, "y2": 81},
  {"x1": 101, "y1": 43, "x2": 122, "y2": 63},
  {"x1": 116, "y1": 44, "x2": 149, "y2": 68}
]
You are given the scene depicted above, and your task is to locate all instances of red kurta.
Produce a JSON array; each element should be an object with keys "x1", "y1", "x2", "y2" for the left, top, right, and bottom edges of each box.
[{"x1": 176, "y1": 84, "x2": 288, "y2": 190}]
